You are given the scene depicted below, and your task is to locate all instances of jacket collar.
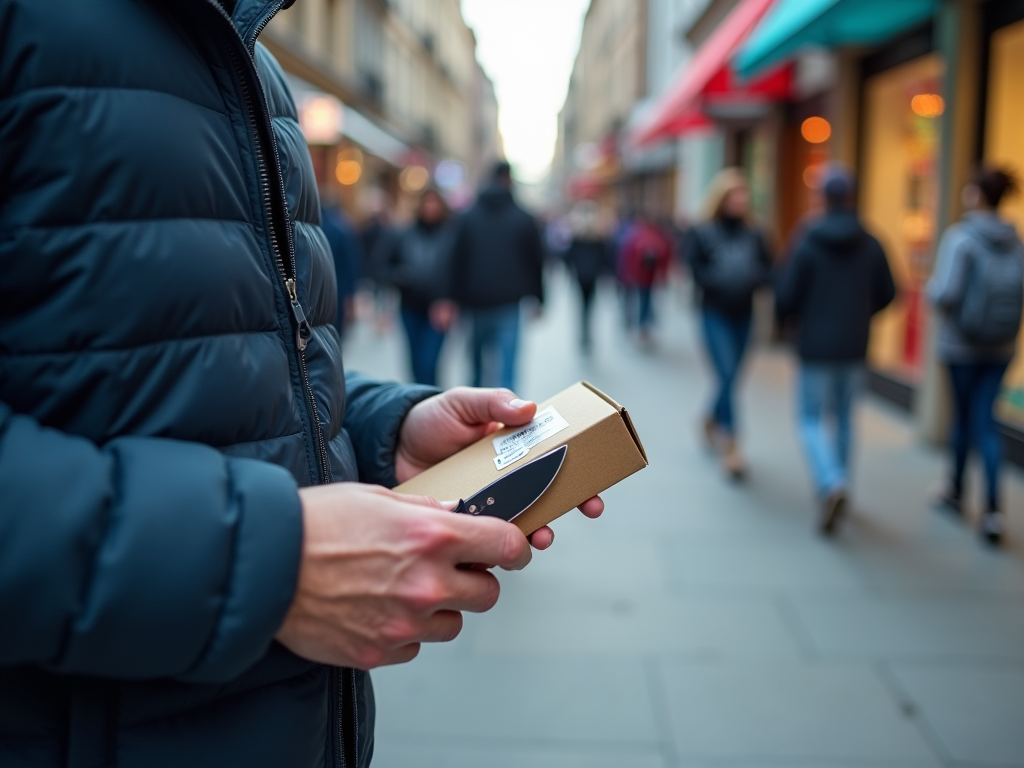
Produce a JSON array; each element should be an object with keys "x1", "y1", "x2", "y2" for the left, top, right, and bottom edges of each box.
[{"x1": 207, "y1": 0, "x2": 288, "y2": 51}]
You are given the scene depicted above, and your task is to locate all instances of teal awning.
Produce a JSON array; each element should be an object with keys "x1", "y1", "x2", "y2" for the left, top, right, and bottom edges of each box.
[{"x1": 735, "y1": 0, "x2": 937, "y2": 78}]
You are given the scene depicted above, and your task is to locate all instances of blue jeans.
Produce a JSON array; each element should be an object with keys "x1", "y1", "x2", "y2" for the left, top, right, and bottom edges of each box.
[
  {"x1": 948, "y1": 361, "x2": 1010, "y2": 509},
  {"x1": 470, "y1": 304, "x2": 520, "y2": 390},
  {"x1": 401, "y1": 307, "x2": 445, "y2": 386},
  {"x1": 701, "y1": 309, "x2": 752, "y2": 435},
  {"x1": 798, "y1": 362, "x2": 864, "y2": 497}
]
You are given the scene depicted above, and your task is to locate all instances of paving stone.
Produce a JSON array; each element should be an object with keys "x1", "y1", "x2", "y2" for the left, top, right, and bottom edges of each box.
[
  {"x1": 790, "y1": 595, "x2": 1024, "y2": 661},
  {"x1": 659, "y1": 662, "x2": 940, "y2": 764},
  {"x1": 891, "y1": 663, "x2": 1024, "y2": 765},
  {"x1": 371, "y1": 658, "x2": 659, "y2": 746},
  {"x1": 371, "y1": 741, "x2": 666, "y2": 768}
]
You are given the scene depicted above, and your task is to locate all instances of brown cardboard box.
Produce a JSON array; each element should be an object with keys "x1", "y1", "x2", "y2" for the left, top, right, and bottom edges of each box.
[{"x1": 395, "y1": 381, "x2": 648, "y2": 535}]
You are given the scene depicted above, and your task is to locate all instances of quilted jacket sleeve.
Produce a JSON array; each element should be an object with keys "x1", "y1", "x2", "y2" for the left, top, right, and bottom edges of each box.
[
  {"x1": 343, "y1": 373, "x2": 438, "y2": 488},
  {"x1": 0, "y1": 402, "x2": 303, "y2": 683}
]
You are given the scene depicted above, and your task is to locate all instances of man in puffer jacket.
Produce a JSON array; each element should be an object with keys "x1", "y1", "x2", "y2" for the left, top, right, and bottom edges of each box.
[{"x1": 0, "y1": 2, "x2": 602, "y2": 767}]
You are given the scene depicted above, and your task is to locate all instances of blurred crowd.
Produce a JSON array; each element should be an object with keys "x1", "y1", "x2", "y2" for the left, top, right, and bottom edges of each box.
[{"x1": 321, "y1": 161, "x2": 1023, "y2": 548}]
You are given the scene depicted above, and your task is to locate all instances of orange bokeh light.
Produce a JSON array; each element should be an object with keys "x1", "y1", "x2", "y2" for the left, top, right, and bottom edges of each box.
[
  {"x1": 911, "y1": 93, "x2": 944, "y2": 117},
  {"x1": 801, "y1": 116, "x2": 832, "y2": 144}
]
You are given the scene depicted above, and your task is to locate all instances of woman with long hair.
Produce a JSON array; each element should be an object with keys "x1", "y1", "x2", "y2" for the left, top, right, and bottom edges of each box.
[
  {"x1": 376, "y1": 187, "x2": 456, "y2": 386},
  {"x1": 685, "y1": 168, "x2": 772, "y2": 479},
  {"x1": 928, "y1": 166, "x2": 1024, "y2": 545}
]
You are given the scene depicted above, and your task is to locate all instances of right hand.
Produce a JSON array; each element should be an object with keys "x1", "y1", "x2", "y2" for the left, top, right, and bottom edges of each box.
[{"x1": 274, "y1": 483, "x2": 531, "y2": 669}]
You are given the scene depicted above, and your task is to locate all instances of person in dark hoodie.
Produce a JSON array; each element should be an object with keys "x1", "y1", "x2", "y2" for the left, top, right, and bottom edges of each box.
[
  {"x1": 451, "y1": 161, "x2": 545, "y2": 389},
  {"x1": 377, "y1": 187, "x2": 457, "y2": 386},
  {"x1": 564, "y1": 200, "x2": 612, "y2": 354},
  {"x1": 928, "y1": 166, "x2": 1024, "y2": 546},
  {"x1": 776, "y1": 166, "x2": 896, "y2": 535}
]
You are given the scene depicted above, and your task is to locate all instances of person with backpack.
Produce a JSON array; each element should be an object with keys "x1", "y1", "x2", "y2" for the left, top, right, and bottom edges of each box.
[
  {"x1": 685, "y1": 168, "x2": 772, "y2": 479},
  {"x1": 377, "y1": 187, "x2": 457, "y2": 385},
  {"x1": 776, "y1": 166, "x2": 896, "y2": 535},
  {"x1": 928, "y1": 167, "x2": 1024, "y2": 545}
]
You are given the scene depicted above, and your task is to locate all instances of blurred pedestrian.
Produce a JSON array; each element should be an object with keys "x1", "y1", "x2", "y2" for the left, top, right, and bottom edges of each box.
[
  {"x1": 320, "y1": 192, "x2": 363, "y2": 335},
  {"x1": 359, "y1": 187, "x2": 396, "y2": 333},
  {"x1": 451, "y1": 161, "x2": 544, "y2": 389},
  {"x1": 928, "y1": 166, "x2": 1024, "y2": 546},
  {"x1": 565, "y1": 201, "x2": 611, "y2": 354},
  {"x1": 621, "y1": 213, "x2": 672, "y2": 346},
  {"x1": 376, "y1": 187, "x2": 457, "y2": 386},
  {"x1": 776, "y1": 166, "x2": 896, "y2": 535},
  {"x1": 685, "y1": 168, "x2": 772, "y2": 479}
]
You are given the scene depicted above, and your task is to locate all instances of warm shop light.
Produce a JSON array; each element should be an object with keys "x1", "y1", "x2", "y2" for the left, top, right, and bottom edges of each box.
[
  {"x1": 399, "y1": 165, "x2": 429, "y2": 193},
  {"x1": 299, "y1": 95, "x2": 342, "y2": 144},
  {"x1": 335, "y1": 147, "x2": 363, "y2": 186},
  {"x1": 801, "y1": 116, "x2": 831, "y2": 144},
  {"x1": 911, "y1": 93, "x2": 944, "y2": 118},
  {"x1": 336, "y1": 161, "x2": 362, "y2": 185}
]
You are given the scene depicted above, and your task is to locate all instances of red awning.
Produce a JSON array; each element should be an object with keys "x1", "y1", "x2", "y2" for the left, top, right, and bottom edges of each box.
[{"x1": 630, "y1": 0, "x2": 784, "y2": 147}]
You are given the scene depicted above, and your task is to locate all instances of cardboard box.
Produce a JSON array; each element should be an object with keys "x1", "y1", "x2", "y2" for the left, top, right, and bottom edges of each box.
[{"x1": 395, "y1": 381, "x2": 648, "y2": 535}]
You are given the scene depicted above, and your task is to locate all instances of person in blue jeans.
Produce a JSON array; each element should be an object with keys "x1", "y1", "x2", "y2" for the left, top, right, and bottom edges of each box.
[
  {"x1": 776, "y1": 166, "x2": 895, "y2": 534},
  {"x1": 451, "y1": 162, "x2": 545, "y2": 389},
  {"x1": 928, "y1": 167, "x2": 1024, "y2": 545},
  {"x1": 686, "y1": 169, "x2": 772, "y2": 479},
  {"x1": 377, "y1": 188, "x2": 456, "y2": 386}
]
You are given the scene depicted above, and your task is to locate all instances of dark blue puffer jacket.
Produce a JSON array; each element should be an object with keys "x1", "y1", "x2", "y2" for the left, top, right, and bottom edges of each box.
[{"x1": 0, "y1": 1, "x2": 435, "y2": 766}]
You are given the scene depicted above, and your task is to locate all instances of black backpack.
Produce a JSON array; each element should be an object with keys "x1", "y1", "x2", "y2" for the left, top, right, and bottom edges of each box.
[{"x1": 957, "y1": 243, "x2": 1024, "y2": 345}]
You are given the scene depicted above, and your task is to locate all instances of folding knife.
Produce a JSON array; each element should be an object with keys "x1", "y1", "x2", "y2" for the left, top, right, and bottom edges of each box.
[{"x1": 452, "y1": 445, "x2": 567, "y2": 523}]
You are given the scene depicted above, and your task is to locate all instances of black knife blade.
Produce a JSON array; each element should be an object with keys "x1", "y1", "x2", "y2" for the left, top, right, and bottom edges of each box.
[{"x1": 452, "y1": 445, "x2": 567, "y2": 523}]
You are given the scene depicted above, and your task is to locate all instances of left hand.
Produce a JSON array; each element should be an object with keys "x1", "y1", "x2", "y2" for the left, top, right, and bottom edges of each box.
[{"x1": 395, "y1": 387, "x2": 604, "y2": 550}]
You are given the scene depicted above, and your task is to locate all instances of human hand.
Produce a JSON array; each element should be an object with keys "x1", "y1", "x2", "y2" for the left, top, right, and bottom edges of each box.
[
  {"x1": 275, "y1": 483, "x2": 532, "y2": 669},
  {"x1": 395, "y1": 387, "x2": 605, "y2": 549}
]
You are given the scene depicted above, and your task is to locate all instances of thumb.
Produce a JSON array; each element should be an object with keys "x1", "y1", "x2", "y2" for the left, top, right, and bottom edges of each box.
[{"x1": 445, "y1": 387, "x2": 537, "y2": 427}]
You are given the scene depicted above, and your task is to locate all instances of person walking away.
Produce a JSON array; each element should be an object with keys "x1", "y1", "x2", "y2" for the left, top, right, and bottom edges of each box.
[
  {"x1": 320, "y1": 193, "x2": 363, "y2": 335},
  {"x1": 685, "y1": 168, "x2": 772, "y2": 479},
  {"x1": 621, "y1": 213, "x2": 671, "y2": 347},
  {"x1": 927, "y1": 166, "x2": 1024, "y2": 545},
  {"x1": 376, "y1": 187, "x2": 457, "y2": 386},
  {"x1": 776, "y1": 167, "x2": 896, "y2": 535},
  {"x1": 565, "y1": 201, "x2": 611, "y2": 354},
  {"x1": 0, "y1": 4, "x2": 607, "y2": 766},
  {"x1": 451, "y1": 161, "x2": 544, "y2": 389}
]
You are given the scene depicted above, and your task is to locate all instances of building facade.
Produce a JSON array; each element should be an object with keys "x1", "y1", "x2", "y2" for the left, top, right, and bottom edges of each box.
[{"x1": 263, "y1": 0, "x2": 501, "y2": 215}]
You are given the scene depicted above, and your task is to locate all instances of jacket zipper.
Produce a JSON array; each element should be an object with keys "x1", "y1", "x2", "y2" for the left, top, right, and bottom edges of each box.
[{"x1": 205, "y1": 3, "x2": 354, "y2": 767}]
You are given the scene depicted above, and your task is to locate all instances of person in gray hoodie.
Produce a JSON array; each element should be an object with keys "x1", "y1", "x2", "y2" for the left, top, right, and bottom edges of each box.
[{"x1": 928, "y1": 167, "x2": 1024, "y2": 545}]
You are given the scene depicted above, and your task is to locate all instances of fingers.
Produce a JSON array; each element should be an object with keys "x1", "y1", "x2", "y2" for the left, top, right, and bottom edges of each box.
[
  {"x1": 440, "y1": 569, "x2": 501, "y2": 613},
  {"x1": 578, "y1": 495, "x2": 605, "y2": 519},
  {"x1": 529, "y1": 526, "x2": 555, "y2": 550},
  {"x1": 447, "y1": 515, "x2": 532, "y2": 571},
  {"x1": 378, "y1": 644, "x2": 422, "y2": 667},
  {"x1": 416, "y1": 609, "x2": 465, "y2": 642},
  {"x1": 443, "y1": 386, "x2": 537, "y2": 428}
]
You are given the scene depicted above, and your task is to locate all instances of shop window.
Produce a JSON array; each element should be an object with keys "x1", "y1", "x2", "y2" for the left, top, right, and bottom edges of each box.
[
  {"x1": 985, "y1": 18, "x2": 1024, "y2": 426},
  {"x1": 861, "y1": 53, "x2": 944, "y2": 384}
]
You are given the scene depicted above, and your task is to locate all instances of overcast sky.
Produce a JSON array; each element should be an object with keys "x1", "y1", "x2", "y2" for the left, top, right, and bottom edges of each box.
[{"x1": 461, "y1": 0, "x2": 590, "y2": 183}]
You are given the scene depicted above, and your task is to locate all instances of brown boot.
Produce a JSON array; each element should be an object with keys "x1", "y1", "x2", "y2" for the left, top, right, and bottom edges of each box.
[{"x1": 721, "y1": 437, "x2": 746, "y2": 481}]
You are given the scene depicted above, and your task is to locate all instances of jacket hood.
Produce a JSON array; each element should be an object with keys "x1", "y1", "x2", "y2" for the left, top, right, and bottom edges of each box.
[
  {"x1": 807, "y1": 211, "x2": 866, "y2": 254},
  {"x1": 478, "y1": 185, "x2": 514, "y2": 210},
  {"x1": 963, "y1": 211, "x2": 1019, "y2": 252}
]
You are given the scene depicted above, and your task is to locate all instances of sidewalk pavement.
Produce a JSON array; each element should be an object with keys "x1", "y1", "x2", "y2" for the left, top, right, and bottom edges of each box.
[{"x1": 343, "y1": 270, "x2": 1024, "y2": 768}]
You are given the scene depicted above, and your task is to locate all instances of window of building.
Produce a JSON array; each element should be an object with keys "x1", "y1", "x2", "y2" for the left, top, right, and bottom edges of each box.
[{"x1": 861, "y1": 53, "x2": 944, "y2": 384}]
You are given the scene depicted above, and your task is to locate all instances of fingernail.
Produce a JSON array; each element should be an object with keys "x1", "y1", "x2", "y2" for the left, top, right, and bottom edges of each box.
[
  {"x1": 509, "y1": 398, "x2": 529, "y2": 408},
  {"x1": 440, "y1": 500, "x2": 459, "y2": 508}
]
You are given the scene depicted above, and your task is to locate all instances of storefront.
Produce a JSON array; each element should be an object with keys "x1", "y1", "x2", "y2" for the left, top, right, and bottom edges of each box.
[
  {"x1": 982, "y1": 1, "x2": 1024, "y2": 430},
  {"x1": 858, "y1": 29, "x2": 944, "y2": 387}
]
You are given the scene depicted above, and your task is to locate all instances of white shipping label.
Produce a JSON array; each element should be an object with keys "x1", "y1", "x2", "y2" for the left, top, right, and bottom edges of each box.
[{"x1": 492, "y1": 406, "x2": 569, "y2": 470}]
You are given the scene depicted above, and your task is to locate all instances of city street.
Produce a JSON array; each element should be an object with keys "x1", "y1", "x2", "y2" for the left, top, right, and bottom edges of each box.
[{"x1": 345, "y1": 270, "x2": 1024, "y2": 768}]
